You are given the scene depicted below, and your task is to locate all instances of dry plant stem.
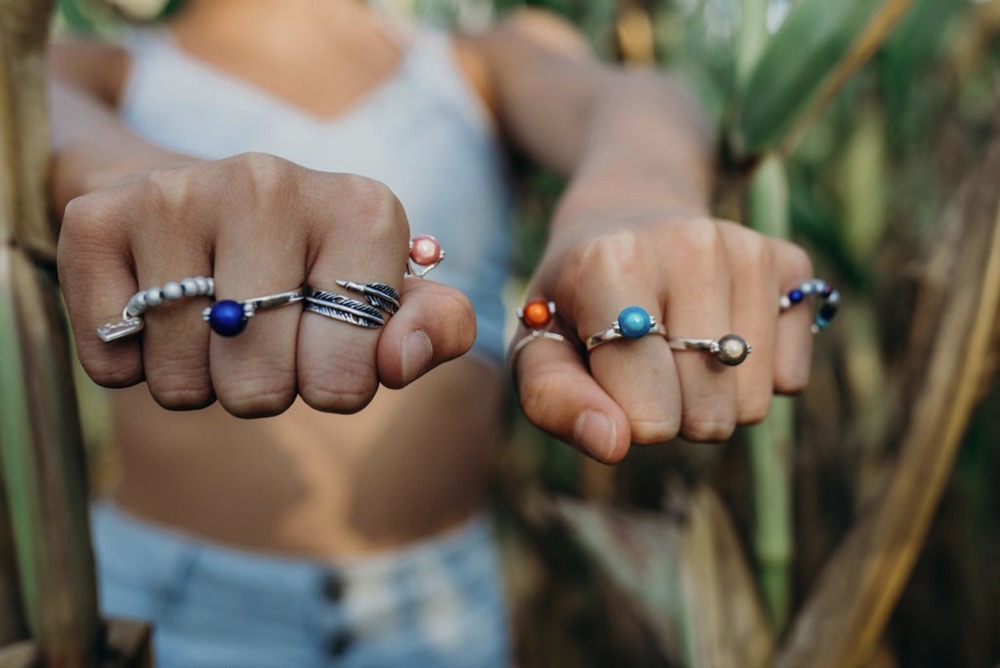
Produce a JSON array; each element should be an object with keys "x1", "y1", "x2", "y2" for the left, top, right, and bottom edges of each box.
[
  {"x1": 553, "y1": 483, "x2": 773, "y2": 668},
  {"x1": 776, "y1": 138, "x2": 1000, "y2": 668},
  {"x1": 0, "y1": 0, "x2": 103, "y2": 664},
  {"x1": 0, "y1": 478, "x2": 26, "y2": 644}
]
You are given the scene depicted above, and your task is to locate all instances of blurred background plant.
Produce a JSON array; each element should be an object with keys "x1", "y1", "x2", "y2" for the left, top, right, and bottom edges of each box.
[{"x1": 6, "y1": 0, "x2": 997, "y2": 665}]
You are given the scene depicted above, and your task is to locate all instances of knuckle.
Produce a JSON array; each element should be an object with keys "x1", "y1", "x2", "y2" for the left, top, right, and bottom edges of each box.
[
  {"x1": 226, "y1": 152, "x2": 294, "y2": 205},
  {"x1": 778, "y1": 240, "x2": 814, "y2": 280},
  {"x1": 680, "y1": 393, "x2": 737, "y2": 442},
  {"x1": 774, "y1": 367, "x2": 810, "y2": 395},
  {"x1": 680, "y1": 415, "x2": 736, "y2": 443},
  {"x1": 142, "y1": 167, "x2": 196, "y2": 216},
  {"x1": 676, "y1": 218, "x2": 726, "y2": 264},
  {"x1": 340, "y1": 175, "x2": 408, "y2": 242},
  {"x1": 147, "y1": 368, "x2": 215, "y2": 410},
  {"x1": 83, "y1": 355, "x2": 143, "y2": 389},
  {"x1": 212, "y1": 355, "x2": 297, "y2": 416},
  {"x1": 728, "y1": 225, "x2": 772, "y2": 268},
  {"x1": 217, "y1": 384, "x2": 295, "y2": 418},
  {"x1": 558, "y1": 230, "x2": 644, "y2": 295},
  {"x1": 630, "y1": 417, "x2": 680, "y2": 445},
  {"x1": 299, "y1": 355, "x2": 378, "y2": 413},
  {"x1": 517, "y1": 368, "x2": 559, "y2": 417},
  {"x1": 737, "y1": 392, "x2": 772, "y2": 425},
  {"x1": 436, "y1": 289, "x2": 476, "y2": 352}
]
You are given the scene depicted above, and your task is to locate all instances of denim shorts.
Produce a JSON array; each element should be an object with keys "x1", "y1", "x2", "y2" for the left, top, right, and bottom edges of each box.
[{"x1": 91, "y1": 501, "x2": 511, "y2": 667}]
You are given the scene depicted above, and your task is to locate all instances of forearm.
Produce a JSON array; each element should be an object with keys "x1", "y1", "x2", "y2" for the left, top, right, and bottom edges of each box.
[
  {"x1": 477, "y1": 23, "x2": 715, "y2": 228},
  {"x1": 551, "y1": 71, "x2": 715, "y2": 231},
  {"x1": 48, "y1": 79, "x2": 194, "y2": 212}
]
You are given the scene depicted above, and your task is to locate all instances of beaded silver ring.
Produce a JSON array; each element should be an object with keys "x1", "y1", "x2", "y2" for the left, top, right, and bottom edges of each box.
[
  {"x1": 97, "y1": 276, "x2": 214, "y2": 342},
  {"x1": 780, "y1": 278, "x2": 840, "y2": 333},
  {"x1": 201, "y1": 288, "x2": 304, "y2": 337}
]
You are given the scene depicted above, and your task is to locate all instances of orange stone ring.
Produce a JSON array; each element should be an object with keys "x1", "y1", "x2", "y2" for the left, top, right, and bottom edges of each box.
[{"x1": 508, "y1": 299, "x2": 568, "y2": 375}]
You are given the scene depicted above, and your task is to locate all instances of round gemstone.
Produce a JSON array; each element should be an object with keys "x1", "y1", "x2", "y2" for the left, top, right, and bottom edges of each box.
[
  {"x1": 788, "y1": 289, "x2": 804, "y2": 304},
  {"x1": 207, "y1": 300, "x2": 248, "y2": 337},
  {"x1": 521, "y1": 300, "x2": 553, "y2": 329},
  {"x1": 617, "y1": 306, "x2": 652, "y2": 339},
  {"x1": 409, "y1": 235, "x2": 442, "y2": 266},
  {"x1": 717, "y1": 334, "x2": 750, "y2": 366}
]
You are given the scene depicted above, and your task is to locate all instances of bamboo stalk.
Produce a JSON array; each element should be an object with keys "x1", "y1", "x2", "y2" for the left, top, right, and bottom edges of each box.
[
  {"x1": 743, "y1": 156, "x2": 795, "y2": 632},
  {"x1": 776, "y1": 136, "x2": 1000, "y2": 668},
  {"x1": 0, "y1": 0, "x2": 101, "y2": 664}
]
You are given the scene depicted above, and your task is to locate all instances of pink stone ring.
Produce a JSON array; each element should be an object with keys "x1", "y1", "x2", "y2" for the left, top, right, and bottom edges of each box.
[{"x1": 406, "y1": 234, "x2": 445, "y2": 278}]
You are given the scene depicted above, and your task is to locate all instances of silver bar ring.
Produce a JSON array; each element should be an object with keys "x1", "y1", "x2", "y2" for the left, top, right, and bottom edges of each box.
[{"x1": 201, "y1": 288, "x2": 304, "y2": 337}]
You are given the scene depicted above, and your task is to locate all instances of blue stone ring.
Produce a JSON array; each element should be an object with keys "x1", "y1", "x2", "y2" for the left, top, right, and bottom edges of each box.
[
  {"x1": 585, "y1": 306, "x2": 668, "y2": 352},
  {"x1": 202, "y1": 288, "x2": 304, "y2": 337},
  {"x1": 780, "y1": 278, "x2": 840, "y2": 333}
]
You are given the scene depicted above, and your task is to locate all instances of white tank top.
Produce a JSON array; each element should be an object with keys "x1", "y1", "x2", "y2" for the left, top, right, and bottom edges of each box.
[{"x1": 119, "y1": 25, "x2": 512, "y2": 362}]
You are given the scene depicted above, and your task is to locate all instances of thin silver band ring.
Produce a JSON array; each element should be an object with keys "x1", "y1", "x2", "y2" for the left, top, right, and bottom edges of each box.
[{"x1": 669, "y1": 334, "x2": 752, "y2": 366}]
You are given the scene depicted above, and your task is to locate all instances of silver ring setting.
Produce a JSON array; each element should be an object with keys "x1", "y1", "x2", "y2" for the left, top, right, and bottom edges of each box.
[
  {"x1": 406, "y1": 235, "x2": 445, "y2": 278},
  {"x1": 202, "y1": 288, "x2": 304, "y2": 337},
  {"x1": 780, "y1": 278, "x2": 839, "y2": 333},
  {"x1": 508, "y1": 299, "x2": 567, "y2": 373},
  {"x1": 97, "y1": 276, "x2": 215, "y2": 342},
  {"x1": 668, "y1": 334, "x2": 752, "y2": 366},
  {"x1": 585, "y1": 306, "x2": 667, "y2": 352},
  {"x1": 303, "y1": 282, "x2": 398, "y2": 328}
]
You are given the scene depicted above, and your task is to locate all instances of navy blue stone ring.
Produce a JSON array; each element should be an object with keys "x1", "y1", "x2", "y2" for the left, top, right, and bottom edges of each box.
[
  {"x1": 780, "y1": 279, "x2": 840, "y2": 333},
  {"x1": 585, "y1": 306, "x2": 668, "y2": 352},
  {"x1": 202, "y1": 288, "x2": 304, "y2": 337}
]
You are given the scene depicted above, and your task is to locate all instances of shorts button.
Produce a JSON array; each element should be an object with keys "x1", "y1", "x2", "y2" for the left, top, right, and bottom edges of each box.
[
  {"x1": 321, "y1": 572, "x2": 345, "y2": 601},
  {"x1": 327, "y1": 630, "x2": 353, "y2": 657}
]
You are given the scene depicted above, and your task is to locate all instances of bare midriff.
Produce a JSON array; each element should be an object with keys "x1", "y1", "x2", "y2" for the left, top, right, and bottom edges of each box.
[{"x1": 108, "y1": 357, "x2": 506, "y2": 557}]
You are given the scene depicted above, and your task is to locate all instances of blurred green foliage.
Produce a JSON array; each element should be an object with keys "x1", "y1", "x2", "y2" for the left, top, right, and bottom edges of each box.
[{"x1": 47, "y1": 0, "x2": 1000, "y2": 663}]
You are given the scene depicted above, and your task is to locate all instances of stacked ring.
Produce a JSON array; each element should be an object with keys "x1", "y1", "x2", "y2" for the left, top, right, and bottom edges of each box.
[
  {"x1": 303, "y1": 281, "x2": 400, "y2": 328},
  {"x1": 508, "y1": 299, "x2": 567, "y2": 373},
  {"x1": 780, "y1": 278, "x2": 840, "y2": 333},
  {"x1": 406, "y1": 235, "x2": 445, "y2": 277},
  {"x1": 98, "y1": 276, "x2": 215, "y2": 342},
  {"x1": 668, "y1": 334, "x2": 752, "y2": 367},
  {"x1": 585, "y1": 306, "x2": 667, "y2": 352},
  {"x1": 202, "y1": 288, "x2": 304, "y2": 337}
]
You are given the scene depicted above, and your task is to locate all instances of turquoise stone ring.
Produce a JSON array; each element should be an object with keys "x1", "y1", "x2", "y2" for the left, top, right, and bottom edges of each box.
[
  {"x1": 586, "y1": 306, "x2": 667, "y2": 351},
  {"x1": 617, "y1": 306, "x2": 653, "y2": 338}
]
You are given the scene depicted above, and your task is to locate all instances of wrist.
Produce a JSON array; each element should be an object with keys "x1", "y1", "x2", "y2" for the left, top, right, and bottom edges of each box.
[{"x1": 50, "y1": 142, "x2": 197, "y2": 213}]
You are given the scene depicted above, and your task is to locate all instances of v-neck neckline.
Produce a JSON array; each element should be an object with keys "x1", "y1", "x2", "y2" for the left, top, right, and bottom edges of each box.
[{"x1": 149, "y1": 25, "x2": 422, "y2": 127}]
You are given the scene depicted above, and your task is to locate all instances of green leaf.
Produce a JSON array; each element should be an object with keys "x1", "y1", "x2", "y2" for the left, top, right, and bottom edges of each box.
[{"x1": 733, "y1": 0, "x2": 913, "y2": 156}]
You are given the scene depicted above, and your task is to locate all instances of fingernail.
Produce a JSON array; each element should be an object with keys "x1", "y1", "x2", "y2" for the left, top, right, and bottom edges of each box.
[
  {"x1": 401, "y1": 330, "x2": 433, "y2": 383},
  {"x1": 573, "y1": 410, "x2": 617, "y2": 462}
]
